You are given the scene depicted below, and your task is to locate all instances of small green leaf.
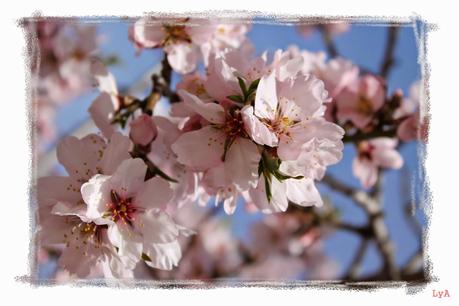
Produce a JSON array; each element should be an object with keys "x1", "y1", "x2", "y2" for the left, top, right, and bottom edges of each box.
[
  {"x1": 272, "y1": 170, "x2": 304, "y2": 181},
  {"x1": 141, "y1": 253, "x2": 152, "y2": 262},
  {"x1": 227, "y1": 94, "x2": 244, "y2": 103},
  {"x1": 258, "y1": 158, "x2": 264, "y2": 176},
  {"x1": 264, "y1": 173, "x2": 272, "y2": 203},
  {"x1": 248, "y1": 78, "x2": 260, "y2": 94},
  {"x1": 237, "y1": 76, "x2": 248, "y2": 97}
]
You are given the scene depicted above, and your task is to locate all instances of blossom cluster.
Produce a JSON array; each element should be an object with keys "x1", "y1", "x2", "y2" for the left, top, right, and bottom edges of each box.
[
  {"x1": 35, "y1": 18, "x2": 426, "y2": 281},
  {"x1": 26, "y1": 20, "x2": 100, "y2": 150}
]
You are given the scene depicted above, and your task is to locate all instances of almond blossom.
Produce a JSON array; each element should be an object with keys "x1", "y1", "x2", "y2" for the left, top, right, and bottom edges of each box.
[
  {"x1": 81, "y1": 158, "x2": 189, "y2": 270},
  {"x1": 130, "y1": 18, "x2": 250, "y2": 74},
  {"x1": 336, "y1": 74, "x2": 385, "y2": 129},
  {"x1": 394, "y1": 81, "x2": 428, "y2": 142},
  {"x1": 170, "y1": 49, "x2": 344, "y2": 214},
  {"x1": 37, "y1": 132, "x2": 132, "y2": 277},
  {"x1": 297, "y1": 22, "x2": 350, "y2": 38},
  {"x1": 353, "y1": 138, "x2": 403, "y2": 188}
]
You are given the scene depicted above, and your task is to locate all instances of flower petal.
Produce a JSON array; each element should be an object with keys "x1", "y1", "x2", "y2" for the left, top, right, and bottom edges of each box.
[
  {"x1": 225, "y1": 138, "x2": 261, "y2": 190},
  {"x1": 109, "y1": 158, "x2": 147, "y2": 196},
  {"x1": 88, "y1": 93, "x2": 117, "y2": 139},
  {"x1": 99, "y1": 132, "x2": 132, "y2": 175},
  {"x1": 143, "y1": 241, "x2": 182, "y2": 270},
  {"x1": 135, "y1": 177, "x2": 173, "y2": 210},
  {"x1": 353, "y1": 158, "x2": 378, "y2": 189},
  {"x1": 254, "y1": 72, "x2": 278, "y2": 121},
  {"x1": 241, "y1": 105, "x2": 278, "y2": 147},
  {"x1": 171, "y1": 126, "x2": 225, "y2": 171},
  {"x1": 165, "y1": 43, "x2": 199, "y2": 74},
  {"x1": 178, "y1": 89, "x2": 225, "y2": 124},
  {"x1": 285, "y1": 178, "x2": 323, "y2": 207}
]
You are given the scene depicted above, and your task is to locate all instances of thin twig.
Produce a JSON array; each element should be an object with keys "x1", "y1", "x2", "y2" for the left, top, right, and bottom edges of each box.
[
  {"x1": 345, "y1": 238, "x2": 369, "y2": 280},
  {"x1": 319, "y1": 26, "x2": 338, "y2": 58},
  {"x1": 379, "y1": 26, "x2": 400, "y2": 78}
]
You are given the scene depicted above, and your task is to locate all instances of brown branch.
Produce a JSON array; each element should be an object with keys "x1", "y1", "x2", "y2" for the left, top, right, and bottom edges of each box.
[
  {"x1": 344, "y1": 238, "x2": 369, "y2": 280},
  {"x1": 342, "y1": 128, "x2": 397, "y2": 143},
  {"x1": 319, "y1": 26, "x2": 338, "y2": 58},
  {"x1": 379, "y1": 26, "x2": 400, "y2": 78},
  {"x1": 322, "y1": 174, "x2": 400, "y2": 280}
]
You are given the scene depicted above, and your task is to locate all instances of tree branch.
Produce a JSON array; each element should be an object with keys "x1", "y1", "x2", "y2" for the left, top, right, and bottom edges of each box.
[
  {"x1": 379, "y1": 25, "x2": 400, "y2": 78},
  {"x1": 319, "y1": 26, "x2": 338, "y2": 58}
]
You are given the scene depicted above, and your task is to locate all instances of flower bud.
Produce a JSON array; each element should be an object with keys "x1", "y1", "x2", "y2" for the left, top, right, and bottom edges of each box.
[{"x1": 129, "y1": 114, "x2": 157, "y2": 146}]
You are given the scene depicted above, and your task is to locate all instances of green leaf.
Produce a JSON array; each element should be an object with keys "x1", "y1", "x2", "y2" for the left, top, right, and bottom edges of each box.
[
  {"x1": 141, "y1": 253, "x2": 152, "y2": 262},
  {"x1": 264, "y1": 173, "x2": 272, "y2": 203},
  {"x1": 272, "y1": 170, "x2": 304, "y2": 181},
  {"x1": 247, "y1": 78, "x2": 260, "y2": 94},
  {"x1": 257, "y1": 158, "x2": 264, "y2": 176},
  {"x1": 237, "y1": 76, "x2": 248, "y2": 97},
  {"x1": 227, "y1": 94, "x2": 244, "y2": 104}
]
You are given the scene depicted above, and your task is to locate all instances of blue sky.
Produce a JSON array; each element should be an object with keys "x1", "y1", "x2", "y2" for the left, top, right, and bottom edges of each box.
[{"x1": 47, "y1": 19, "x2": 425, "y2": 280}]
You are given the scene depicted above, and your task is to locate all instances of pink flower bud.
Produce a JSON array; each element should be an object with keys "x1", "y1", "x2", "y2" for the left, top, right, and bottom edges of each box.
[{"x1": 129, "y1": 114, "x2": 157, "y2": 146}]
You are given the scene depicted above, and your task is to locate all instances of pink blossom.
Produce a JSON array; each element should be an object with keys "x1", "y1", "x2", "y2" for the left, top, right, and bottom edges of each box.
[
  {"x1": 353, "y1": 138, "x2": 403, "y2": 188},
  {"x1": 129, "y1": 114, "x2": 158, "y2": 146},
  {"x1": 147, "y1": 116, "x2": 210, "y2": 209},
  {"x1": 88, "y1": 59, "x2": 121, "y2": 139},
  {"x1": 248, "y1": 176, "x2": 324, "y2": 214},
  {"x1": 297, "y1": 22, "x2": 350, "y2": 38},
  {"x1": 336, "y1": 75, "x2": 385, "y2": 129},
  {"x1": 243, "y1": 72, "x2": 337, "y2": 161},
  {"x1": 394, "y1": 81, "x2": 427, "y2": 142},
  {"x1": 81, "y1": 158, "x2": 190, "y2": 270},
  {"x1": 28, "y1": 21, "x2": 99, "y2": 105},
  {"x1": 37, "y1": 132, "x2": 133, "y2": 277},
  {"x1": 171, "y1": 90, "x2": 261, "y2": 191},
  {"x1": 130, "y1": 18, "x2": 250, "y2": 74}
]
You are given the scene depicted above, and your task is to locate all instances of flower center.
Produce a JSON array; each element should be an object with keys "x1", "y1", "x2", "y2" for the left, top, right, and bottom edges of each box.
[
  {"x1": 356, "y1": 96, "x2": 373, "y2": 115},
  {"x1": 161, "y1": 23, "x2": 191, "y2": 46},
  {"x1": 63, "y1": 217, "x2": 107, "y2": 255},
  {"x1": 357, "y1": 141, "x2": 375, "y2": 161},
  {"x1": 103, "y1": 190, "x2": 143, "y2": 226},
  {"x1": 223, "y1": 108, "x2": 246, "y2": 138}
]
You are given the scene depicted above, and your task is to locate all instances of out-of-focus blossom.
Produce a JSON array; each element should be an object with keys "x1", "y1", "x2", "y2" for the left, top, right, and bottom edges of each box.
[
  {"x1": 297, "y1": 22, "x2": 350, "y2": 38},
  {"x1": 394, "y1": 81, "x2": 428, "y2": 142},
  {"x1": 88, "y1": 60, "x2": 121, "y2": 139},
  {"x1": 336, "y1": 75, "x2": 385, "y2": 129},
  {"x1": 130, "y1": 18, "x2": 251, "y2": 74},
  {"x1": 28, "y1": 21, "x2": 99, "y2": 105},
  {"x1": 353, "y1": 138, "x2": 403, "y2": 188}
]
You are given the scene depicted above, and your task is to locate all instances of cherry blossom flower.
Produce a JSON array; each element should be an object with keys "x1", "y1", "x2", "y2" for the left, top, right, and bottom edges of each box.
[
  {"x1": 353, "y1": 138, "x2": 403, "y2": 188},
  {"x1": 242, "y1": 72, "x2": 333, "y2": 160},
  {"x1": 171, "y1": 90, "x2": 261, "y2": 189},
  {"x1": 394, "y1": 81, "x2": 428, "y2": 142},
  {"x1": 336, "y1": 74, "x2": 385, "y2": 129},
  {"x1": 297, "y1": 22, "x2": 350, "y2": 38},
  {"x1": 28, "y1": 21, "x2": 99, "y2": 105},
  {"x1": 37, "y1": 132, "x2": 133, "y2": 277},
  {"x1": 81, "y1": 158, "x2": 189, "y2": 270},
  {"x1": 130, "y1": 18, "x2": 250, "y2": 74}
]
